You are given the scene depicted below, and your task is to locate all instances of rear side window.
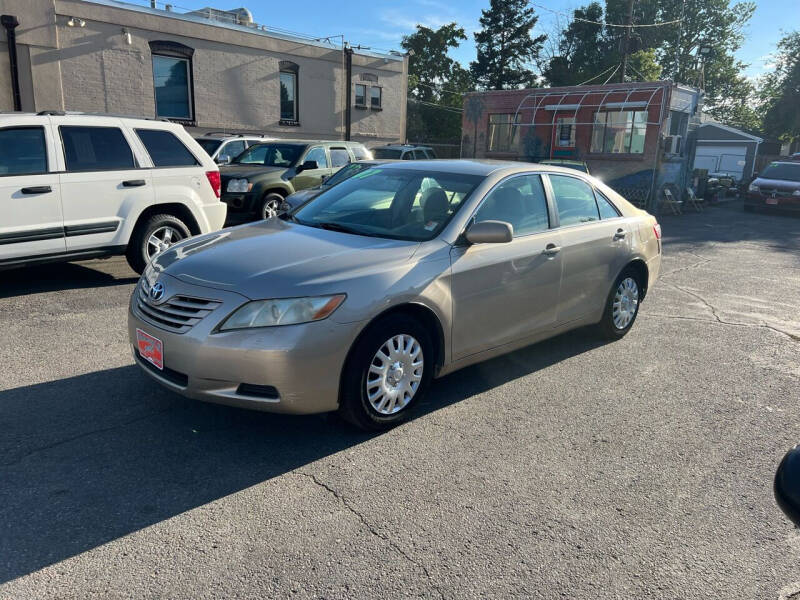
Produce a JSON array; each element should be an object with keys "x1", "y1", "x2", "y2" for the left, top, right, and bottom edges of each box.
[
  {"x1": 136, "y1": 129, "x2": 199, "y2": 167},
  {"x1": 61, "y1": 126, "x2": 135, "y2": 171},
  {"x1": 0, "y1": 127, "x2": 47, "y2": 176},
  {"x1": 549, "y1": 174, "x2": 600, "y2": 226},
  {"x1": 330, "y1": 148, "x2": 350, "y2": 168},
  {"x1": 425, "y1": 149, "x2": 437, "y2": 158},
  {"x1": 352, "y1": 145, "x2": 371, "y2": 160},
  {"x1": 222, "y1": 140, "x2": 246, "y2": 159},
  {"x1": 595, "y1": 190, "x2": 620, "y2": 219},
  {"x1": 304, "y1": 147, "x2": 328, "y2": 169},
  {"x1": 412, "y1": 149, "x2": 426, "y2": 159}
]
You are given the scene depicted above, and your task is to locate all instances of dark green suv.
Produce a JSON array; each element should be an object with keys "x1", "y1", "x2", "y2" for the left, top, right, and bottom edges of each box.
[{"x1": 220, "y1": 140, "x2": 371, "y2": 221}]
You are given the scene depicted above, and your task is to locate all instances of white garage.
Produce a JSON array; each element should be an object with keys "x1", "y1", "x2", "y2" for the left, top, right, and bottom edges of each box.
[{"x1": 693, "y1": 122, "x2": 762, "y2": 183}]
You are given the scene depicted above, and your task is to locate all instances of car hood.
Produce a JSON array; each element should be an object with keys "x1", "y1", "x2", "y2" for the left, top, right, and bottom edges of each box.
[
  {"x1": 219, "y1": 165, "x2": 287, "y2": 181},
  {"x1": 152, "y1": 220, "x2": 421, "y2": 300}
]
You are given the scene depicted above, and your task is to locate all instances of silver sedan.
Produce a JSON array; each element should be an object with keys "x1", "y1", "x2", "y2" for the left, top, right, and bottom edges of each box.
[{"x1": 129, "y1": 160, "x2": 662, "y2": 430}]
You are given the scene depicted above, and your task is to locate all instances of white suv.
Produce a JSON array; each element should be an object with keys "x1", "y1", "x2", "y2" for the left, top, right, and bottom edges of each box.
[
  {"x1": 194, "y1": 133, "x2": 273, "y2": 165},
  {"x1": 0, "y1": 112, "x2": 226, "y2": 273}
]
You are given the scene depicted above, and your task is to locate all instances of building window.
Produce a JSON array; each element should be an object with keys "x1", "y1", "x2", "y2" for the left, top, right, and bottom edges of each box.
[
  {"x1": 355, "y1": 84, "x2": 367, "y2": 107},
  {"x1": 279, "y1": 60, "x2": 300, "y2": 124},
  {"x1": 152, "y1": 55, "x2": 192, "y2": 120},
  {"x1": 370, "y1": 86, "x2": 382, "y2": 109},
  {"x1": 487, "y1": 114, "x2": 520, "y2": 153},
  {"x1": 591, "y1": 110, "x2": 647, "y2": 154},
  {"x1": 555, "y1": 117, "x2": 575, "y2": 148},
  {"x1": 669, "y1": 110, "x2": 689, "y2": 136}
]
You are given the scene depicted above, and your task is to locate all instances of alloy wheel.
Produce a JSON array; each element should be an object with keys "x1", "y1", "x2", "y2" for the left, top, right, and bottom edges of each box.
[
  {"x1": 147, "y1": 226, "x2": 183, "y2": 258},
  {"x1": 262, "y1": 198, "x2": 282, "y2": 219}
]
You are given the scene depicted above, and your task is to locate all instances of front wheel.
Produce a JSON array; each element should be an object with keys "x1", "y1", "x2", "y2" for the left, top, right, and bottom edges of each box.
[
  {"x1": 597, "y1": 269, "x2": 642, "y2": 340},
  {"x1": 260, "y1": 193, "x2": 285, "y2": 220},
  {"x1": 126, "y1": 214, "x2": 190, "y2": 274},
  {"x1": 338, "y1": 314, "x2": 434, "y2": 431}
]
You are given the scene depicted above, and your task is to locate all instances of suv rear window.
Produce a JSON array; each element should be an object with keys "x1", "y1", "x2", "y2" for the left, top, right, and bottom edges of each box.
[
  {"x1": 0, "y1": 127, "x2": 47, "y2": 176},
  {"x1": 136, "y1": 129, "x2": 199, "y2": 167},
  {"x1": 61, "y1": 126, "x2": 135, "y2": 171}
]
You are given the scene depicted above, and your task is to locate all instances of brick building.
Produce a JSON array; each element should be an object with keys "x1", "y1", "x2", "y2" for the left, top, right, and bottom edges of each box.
[
  {"x1": 0, "y1": 0, "x2": 408, "y2": 144},
  {"x1": 462, "y1": 81, "x2": 702, "y2": 210}
]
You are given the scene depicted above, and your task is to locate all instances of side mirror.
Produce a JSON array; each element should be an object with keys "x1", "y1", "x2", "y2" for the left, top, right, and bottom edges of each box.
[
  {"x1": 775, "y1": 445, "x2": 800, "y2": 527},
  {"x1": 296, "y1": 160, "x2": 318, "y2": 173},
  {"x1": 320, "y1": 174, "x2": 329, "y2": 184},
  {"x1": 216, "y1": 154, "x2": 231, "y2": 165},
  {"x1": 465, "y1": 220, "x2": 513, "y2": 244}
]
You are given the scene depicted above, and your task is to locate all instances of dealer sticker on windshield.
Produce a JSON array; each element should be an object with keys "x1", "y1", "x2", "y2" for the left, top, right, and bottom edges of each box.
[
  {"x1": 424, "y1": 221, "x2": 438, "y2": 231},
  {"x1": 136, "y1": 328, "x2": 164, "y2": 370}
]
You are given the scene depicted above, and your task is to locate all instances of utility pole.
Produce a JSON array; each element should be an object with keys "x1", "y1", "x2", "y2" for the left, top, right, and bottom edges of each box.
[
  {"x1": 1, "y1": 15, "x2": 21, "y2": 111},
  {"x1": 619, "y1": 0, "x2": 635, "y2": 83},
  {"x1": 344, "y1": 44, "x2": 353, "y2": 141}
]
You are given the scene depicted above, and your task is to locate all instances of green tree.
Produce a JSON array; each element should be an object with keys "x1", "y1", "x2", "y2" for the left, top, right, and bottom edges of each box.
[
  {"x1": 470, "y1": 0, "x2": 546, "y2": 89},
  {"x1": 401, "y1": 23, "x2": 473, "y2": 142},
  {"x1": 761, "y1": 31, "x2": 800, "y2": 143}
]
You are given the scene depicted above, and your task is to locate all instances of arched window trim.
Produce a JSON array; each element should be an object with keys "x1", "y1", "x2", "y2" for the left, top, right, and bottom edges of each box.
[{"x1": 148, "y1": 40, "x2": 195, "y2": 59}]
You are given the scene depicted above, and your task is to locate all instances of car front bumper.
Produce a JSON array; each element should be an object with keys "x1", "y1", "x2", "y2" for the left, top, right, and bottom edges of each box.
[
  {"x1": 128, "y1": 274, "x2": 362, "y2": 414},
  {"x1": 745, "y1": 193, "x2": 800, "y2": 211}
]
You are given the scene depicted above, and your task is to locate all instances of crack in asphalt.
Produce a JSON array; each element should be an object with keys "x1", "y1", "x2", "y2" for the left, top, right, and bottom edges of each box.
[
  {"x1": 297, "y1": 471, "x2": 446, "y2": 600},
  {"x1": 658, "y1": 281, "x2": 800, "y2": 343},
  {"x1": 0, "y1": 405, "x2": 179, "y2": 468}
]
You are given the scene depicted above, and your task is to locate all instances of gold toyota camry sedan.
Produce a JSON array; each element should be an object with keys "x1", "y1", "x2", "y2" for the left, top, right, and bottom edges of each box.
[{"x1": 129, "y1": 160, "x2": 662, "y2": 430}]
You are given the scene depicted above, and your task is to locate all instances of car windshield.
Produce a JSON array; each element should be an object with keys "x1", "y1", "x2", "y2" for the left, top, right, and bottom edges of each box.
[
  {"x1": 323, "y1": 162, "x2": 374, "y2": 187},
  {"x1": 293, "y1": 168, "x2": 484, "y2": 241},
  {"x1": 196, "y1": 139, "x2": 222, "y2": 155},
  {"x1": 760, "y1": 163, "x2": 800, "y2": 182},
  {"x1": 233, "y1": 143, "x2": 305, "y2": 167},
  {"x1": 372, "y1": 148, "x2": 403, "y2": 159}
]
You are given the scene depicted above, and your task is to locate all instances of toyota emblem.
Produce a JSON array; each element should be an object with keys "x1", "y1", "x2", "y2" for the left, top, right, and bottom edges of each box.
[{"x1": 150, "y1": 281, "x2": 166, "y2": 302}]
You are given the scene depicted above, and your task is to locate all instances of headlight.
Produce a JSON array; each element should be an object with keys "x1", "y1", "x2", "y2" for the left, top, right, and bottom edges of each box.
[
  {"x1": 218, "y1": 295, "x2": 346, "y2": 331},
  {"x1": 793, "y1": 189, "x2": 800, "y2": 197},
  {"x1": 142, "y1": 263, "x2": 158, "y2": 288},
  {"x1": 227, "y1": 178, "x2": 252, "y2": 193},
  {"x1": 748, "y1": 183, "x2": 759, "y2": 192}
]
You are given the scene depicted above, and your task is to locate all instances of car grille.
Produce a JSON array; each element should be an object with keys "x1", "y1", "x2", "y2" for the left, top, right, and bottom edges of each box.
[
  {"x1": 758, "y1": 187, "x2": 793, "y2": 197},
  {"x1": 135, "y1": 284, "x2": 222, "y2": 333}
]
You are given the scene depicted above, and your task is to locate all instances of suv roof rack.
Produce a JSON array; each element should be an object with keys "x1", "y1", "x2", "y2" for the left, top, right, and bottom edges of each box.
[
  {"x1": 202, "y1": 131, "x2": 269, "y2": 138},
  {"x1": 36, "y1": 110, "x2": 172, "y2": 122}
]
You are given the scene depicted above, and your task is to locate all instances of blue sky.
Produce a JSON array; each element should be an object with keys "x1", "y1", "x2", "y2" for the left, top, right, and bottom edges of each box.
[{"x1": 163, "y1": 0, "x2": 797, "y2": 80}]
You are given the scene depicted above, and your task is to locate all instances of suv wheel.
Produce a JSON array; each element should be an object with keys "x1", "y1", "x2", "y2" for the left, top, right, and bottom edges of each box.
[
  {"x1": 260, "y1": 193, "x2": 285, "y2": 220},
  {"x1": 126, "y1": 214, "x2": 191, "y2": 274},
  {"x1": 338, "y1": 314, "x2": 434, "y2": 431}
]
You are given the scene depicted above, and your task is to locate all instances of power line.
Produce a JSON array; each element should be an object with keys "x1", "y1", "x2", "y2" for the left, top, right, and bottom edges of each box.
[
  {"x1": 530, "y1": 2, "x2": 683, "y2": 28},
  {"x1": 408, "y1": 98, "x2": 463, "y2": 113},
  {"x1": 575, "y1": 64, "x2": 619, "y2": 86},
  {"x1": 603, "y1": 64, "x2": 621, "y2": 84},
  {"x1": 413, "y1": 81, "x2": 467, "y2": 96}
]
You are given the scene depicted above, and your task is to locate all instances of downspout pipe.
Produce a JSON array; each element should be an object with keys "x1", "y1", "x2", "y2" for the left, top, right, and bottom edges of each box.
[
  {"x1": 344, "y1": 45, "x2": 353, "y2": 141},
  {"x1": 1, "y1": 15, "x2": 21, "y2": 111}
]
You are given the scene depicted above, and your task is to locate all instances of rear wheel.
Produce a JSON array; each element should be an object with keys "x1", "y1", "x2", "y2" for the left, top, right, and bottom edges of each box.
[
  {"x1": 338, "y1": 314, "x2": 434, "y2": 430},
  {"x1": 260, "y1": 192, "x2": 285, "y2": 220},
  {"x1": 597, "y1": 268, "x2": 642, "y2": 340},
  {"x1": 126, "y1": 213, "x2": 190, "y2": 274}
]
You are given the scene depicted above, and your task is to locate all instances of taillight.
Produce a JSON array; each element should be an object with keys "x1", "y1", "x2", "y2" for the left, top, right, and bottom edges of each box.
[
  {"x1": 653, "y1": 222, "x2": 662, "y2": 240},
  {"x1": 205, "y1": 170, "x2": 221, "y2": 198}
]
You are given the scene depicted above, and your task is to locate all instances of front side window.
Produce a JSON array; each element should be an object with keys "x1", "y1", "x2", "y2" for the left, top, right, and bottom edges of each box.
[
  {"x1": 591, "y1": 110, "x2": 647, "y2": 154},
  {"x1": 152, "y1": 55, "x2": 192, "y2": 120},
  {"x1": 60, "y1": 126, "x2": 135, "y2": 171},
  {"x1": 487, "y1": 114, "x2": 520, "y2": 153},
  {"x1": 280, "y1": 71, "x2": 298, "y2": 121},
  {"x1": 323, "y1": 162, "x2": 372, "y2": 186},
  {"x1": 329, "y1": 148, "x2": 351, "y2": 168},
  {"x1": 294, "y1": 168, "x2": 484, "y2": 241},
  {"x1": 304, "y1": 147, "x2": 328, "y2": 169},
  {"x1": 473, "y1": 175, "x2": 549, "y2": 237},
  {"x1": 371, "y1": 86, "x2": 382, "y2": 108},
  {"x1": 233, "y1": 143, "x2": 304, "y2": 167},
  {"x1": 556, "y1": 117, "x2": 576, "y2": 148},
  {"x1": 196, "y1": 138, "x2": 222, "y2": 156},
  {"x1": 355, "y1": 84, "x2": 367, "y2": 107},
  {"x1": 136, "y1": 129, "x2": 198, "y2": 167},
  {"x1": 352, "y1": 145, "x2": 371, "y2": 160},
  {"x1": 0, "y1": 127, "x2": 47, "y2": 176},
  {"x1": 549, "y1": 174, "x2": 600, "y2": 226}
]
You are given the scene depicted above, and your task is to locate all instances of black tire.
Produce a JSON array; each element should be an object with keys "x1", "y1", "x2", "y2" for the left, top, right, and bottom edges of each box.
[
  {"x1": 596, "y1": 267, "x2": 642, "y2": 340},
  {"x1": 338, "y1": 313, "x2": 434, "y2": 431},
  {"x1": 125, "y1": 213, "x2": 191, "y2": 274},
  {"x1": 259, "y1": 192, "x2": 285, "y2": 220}
]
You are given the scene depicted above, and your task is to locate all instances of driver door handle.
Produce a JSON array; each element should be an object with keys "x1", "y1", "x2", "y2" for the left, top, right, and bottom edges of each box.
[
  {"x1": 122, "y1": 179, "x2": 146, "y2": 187},
  {"x1": 20, "y1": 186, "x2": 52, "y2": 194},
  {"x1": 543, "y1": 243, "x2": 561, "y2": 256},
  {"x1": 613, "y1": 229, "x2": 626, "y2": 240}
]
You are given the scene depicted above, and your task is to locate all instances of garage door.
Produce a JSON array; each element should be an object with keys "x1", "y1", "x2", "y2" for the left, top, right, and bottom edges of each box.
[{"x1": 693, "y1": 145, "x2": 748, "y2": 181}]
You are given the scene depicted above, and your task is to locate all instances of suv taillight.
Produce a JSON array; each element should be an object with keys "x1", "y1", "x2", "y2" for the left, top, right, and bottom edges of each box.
[
  {"x1": 205, "y1": 170, "x2": 221, "y2": 198},
  {"x1": 653, "y1": 222, "x2": 662, "y2": 240}
]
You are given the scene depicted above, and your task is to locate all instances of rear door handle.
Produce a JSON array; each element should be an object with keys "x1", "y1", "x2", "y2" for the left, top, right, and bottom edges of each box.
[
  {"x1": 20, "y1": 186, "x2": 52, "y2": 194},
  {"x1": 122, "y1": 179, "x2": 146, "y2": 187},
  {"x1": 543, "y1": 244, "x2": 561, "y2": 256},
  {"x1": 613, "y1": 229, "x2": 626, "y2": 240}
]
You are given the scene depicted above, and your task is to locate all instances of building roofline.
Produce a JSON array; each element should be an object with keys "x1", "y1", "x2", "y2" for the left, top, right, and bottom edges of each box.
[
  {"x1": 698, "y1": 120, "x2": 763, "y2": 142},
  {"x1": 80, "y1": 0, "x2": 403, "y2": 61},
  {"x1": 463, "y1": 80, "x2": 683, "y2": 97}
]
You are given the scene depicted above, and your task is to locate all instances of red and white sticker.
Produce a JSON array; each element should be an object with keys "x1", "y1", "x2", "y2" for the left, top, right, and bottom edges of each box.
[{"x1": 136, "y1": 328, "x2": 164, "y2": 370}]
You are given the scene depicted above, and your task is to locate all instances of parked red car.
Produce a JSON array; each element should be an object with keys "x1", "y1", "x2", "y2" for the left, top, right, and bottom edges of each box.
[{"x1": 745, "y1": 161, "x2": 800, "y2": 213}]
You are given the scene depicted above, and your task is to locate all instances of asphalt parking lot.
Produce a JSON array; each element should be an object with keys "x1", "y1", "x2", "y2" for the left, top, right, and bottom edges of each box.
[{"x1": 1, "y1": 203, "x2": 799, "y2": 599}]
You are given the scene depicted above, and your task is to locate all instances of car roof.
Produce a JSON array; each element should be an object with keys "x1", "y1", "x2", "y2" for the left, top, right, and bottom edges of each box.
[
  {"x1": 375, "y1": 159, "x2": 600, "y2": 178},
  {"x1": 540, "y1": 159, "x2": 587, "y2": 165},
  {"x1": 245, "y1": 139, "x2": 365, "y2": 146},
  {"x1": 378, "y1": 144, "x2": 432, "y2": 150}
]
